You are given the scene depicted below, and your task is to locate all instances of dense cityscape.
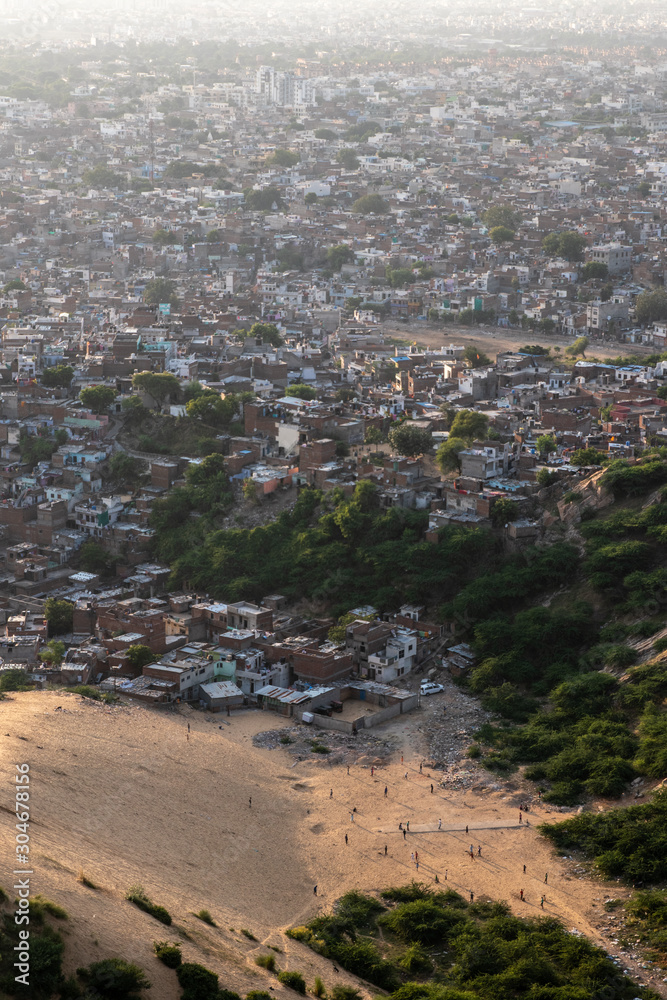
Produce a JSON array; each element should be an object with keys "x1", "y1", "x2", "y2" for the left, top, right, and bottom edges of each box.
[{"x1": 1, "y1": 5, "x2": 667, "y2": 1000}]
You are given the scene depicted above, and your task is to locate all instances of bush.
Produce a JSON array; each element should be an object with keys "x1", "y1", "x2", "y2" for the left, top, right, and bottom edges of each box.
[
  {"x1": 30, "y1": 895, "x2": 68, "y2": 920},
  {"x1": 153, "y1": 940, "x2": 182, "y2": 968},
  {"x1": 126, "y1": 885, "x2": 172, "y2": 925},
  {"x1": 177, "y1": 962, "x2": 219, "y2": 1000},
  {"x1": 278, "y1": 971, "x2": 307, "y2": 994},
  {"x1": 379, "y1": 898, "x2": 467, "y2": 945},
  {"x1": 255, "y1": 954, "x2": 277, "y2": 971},
  {"x1": 77, "y1": 957, "x2": 151, "y2": 997},
  {"x1": 194, "y1": 908, "x2": 216, "y2": 926},
  {"x1": 248, "y1": 993, "x2": 273, "y2": 1000},
  {"x1": 467, "y1": 744, "x2": 481, "y2": 758},
  {"x1": 653, "y1": 635, "x2": 667, "y2": 652},
  {"x1": 398, "y1": 943, "x2": 433, "y2": 974},
  {"x1": 313, "y1": 977, "x2": 326, "y2": 997},
  {"x1": 77, "y1": 871, "x2": 99, "y2": 890},
  {"x1": 240, "y1": 928, "x2": 257, "y2": 940},
  {"x1": 330, "y1": 988, "x2": 362, "y2": 1000}
]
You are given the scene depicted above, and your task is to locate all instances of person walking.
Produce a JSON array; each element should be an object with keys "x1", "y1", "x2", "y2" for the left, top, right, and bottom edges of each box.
[
  {"x1": 540, "y1": 895, "x2": 545, "y2": 909},
  {"x1": 430, "y1": 783, "x2": 434, "y2": 793},
  {"x1": 401, "y1": 755, "x2": 403, "y2": 764},
  {"x1": 523, "y1": 864, "x2": 526, "y2": 874},
  {"x1": 519, "y1": 810, "x2": 522, "y2": 824},
  {"x1": 411, "y1": 852, "x2": 415, "y2": 862},
  {"x1": 350, "y1": 812, "x2": 354, "y2": 823},
  {"x1": 470, "y1": 843, "x2": 474, "y2": 856},
  {"x1": 249, "y1": 797, "x2": 252, "y2": 808},
  {"x1": 405, "y1": 771, "x2": 408, "y2": 780},
  {"x1": 314, "y1": 885, "x2": 317, "y2": 895},
  {"x1": 384, "y1": 786, "x2": 388, "y2": 797},
  {"x1": 406, "y1": 820, "x2": 409, "y2": 832},
  {"x1": 520, "y1": 889, "x2": 524, "y2": 901},
  {"x1": 419, "y1": 762, "x2": 423, "y2": 773},
  {"x1": 330, "y1": 788, "x2": 333, "y2": 798},
  {"x1": 371, "y1": 766, "x2": 374, "y2": 777},
  {"x1": 384, "y1": 845, "x2": 387, "y2": 855},
  {"x1": 544, "y1": 873, "x2": 548, "y2": 884},
  {"x1": 403, "y1": 828, "x2": 407, "y2": 840},
  {"x1": 477, "y1": 844, "x2": 482, "y2": 856},
  {"x1": 345, "y1": 834, "x2": 348, "y2": 845},
  {"x1": 445, "y1": 870, "x2": 448, "y2": 881},
  {"x1": 347, "y1": 765, "x2": 350, "y2": 775},
  {"x1": 415, "y1": 850, "x2": 418, "y2": 862},
  {"x1": 438, "y1": 818, "x2": 442, "y2": 830},
  {"x1": 415, "y1": 860, "x2": 419, "y2": 871},
  {"x1": 470, "y1": 891, "x2": 474, "y2": 902},
  {"x1": 399, "y1": 822, "x2": 403, "y2": 830},
  {"x1": 466, "y1": 825, "x2": 468, "y2": 834}
]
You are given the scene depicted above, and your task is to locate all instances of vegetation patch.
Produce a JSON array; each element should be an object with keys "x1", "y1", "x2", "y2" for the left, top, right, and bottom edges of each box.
[{"x1": 126, "y1": 884, "x2": 172, "y2": 925}]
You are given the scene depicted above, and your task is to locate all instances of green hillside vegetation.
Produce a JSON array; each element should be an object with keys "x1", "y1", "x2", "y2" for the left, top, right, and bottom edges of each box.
[
  {"x1": 541, "y1": 791, "x2": 667, "y2": 885},
  {"x1": 287, "y1": 885, "x2": 656, "y2": 1000},
  {"x1": 149, "y1": 456, "x2": 667, "y2": 806}
]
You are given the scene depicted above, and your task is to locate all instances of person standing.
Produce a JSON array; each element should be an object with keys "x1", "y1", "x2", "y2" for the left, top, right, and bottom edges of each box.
[
  {"x1": 371, "y1": 766, "x2": 374, "y2": 777},
  {"x1": 430, "y1": 783, "x2": 434, "y2": 793},
  {"x1": 477, "y1": 844, "x2": 482, "y2": 856},
  {"x1": 249, "y1": 797, "x2": 252, "y2": 808},
  {"x1": 384, "y1": 845, "x2": 387, "y2": 855},
  {"x1": 523, "y1": 864, "x2": 526, "y2": 874},
  {"x1": 314, "y1": 885, "x2": 317, "y2": 895},
  {"x1": 384, "y1": 786, "x2": 388, "y2": 797},
  {"x1": 406, "y1": 820, "x2": 410, "y2": 831},
  {"x1": 350, "y1": 812, "x2": 354, "y2": 823},
  {"x1": 419, "y1": 762, "x2": 423, "y2": 773},
  {"x1": 404, "y1": 771, "x2": 408, "y2": 780},
  {"x1": 544, "y1": 873, "x2": 548, "y2": 884},
  {"x1": 470, "y1": 891, "x2": 474, "y2": 902},
  {"x1": 330, "y1": 788, "x2": 333, "y2": 799},
  {"x1": 519, "y1": 810, "x2": 523, "y2": 824},
  {"x1": 345, "y1": 834, "x2": 348, "y2": 845},
  {"x1": 403, "y1": 828, "x2": 407, "y2": 840},
  {"x1": 541, "y1": 895, "x2": 545, "y2": 908},
  {"x1": 438, "y1": 818, "x2": 442, "y2": 830},
  {"x1": 520, "y1": 889, "x2": 524, "y2": 901}
]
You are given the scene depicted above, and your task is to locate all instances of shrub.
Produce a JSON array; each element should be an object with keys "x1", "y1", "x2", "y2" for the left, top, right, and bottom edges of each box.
[
  {"x1": 336, "y1": 890, "x2": 384, "y2": 927},
  {"x1": 194, "y1": 908, "x2": 216, "y2": 926},
  {"x1": 467, "y1": 744, "x2": 481, "y2": 758},
  {"x1": 126, "y1": 884, "x2": 172, "y2": 925},
  {"x1": 77, "y1": 957, "x2": 151, "y2": 997},
  {"x1": 278, "y1": 971, "x2": 307, "y2": 994},
  {"x1": 30, "y1": 895, "x2": 68, "y2": 920},
  {"x1": 255, "y1": 954, "x2": 276, "y2": 972},
  {"x1": 177, "y1": 962, "x2": 219, "y2": 1000},
  {"x1": 153, "y1": 940, "x2": 182, "y2": 968},
  {"x1": 398, "y1": 943, "x2": 433, "y2": 974},
  {"x1": 240, "y1": 928, "x2": 257, "y2": 940},
  {"x1": 313, "y1": 976, "x2": 326, "y2": 997},
  {"x1": 248, "y1": 993, "x2": 273, "y2": 1000},
  {"x1": 379, "y1": 898, "x2": 467, "y2": 945},
  {"x1": 330, "y1": 988, "x2": 362, "y2": 1000},
  {"x1": 310, "y1": 742, "x2": 331, "y2": 754},
  {"x1": 653, "y1": 635, "x2": 667, "y2": 652}
]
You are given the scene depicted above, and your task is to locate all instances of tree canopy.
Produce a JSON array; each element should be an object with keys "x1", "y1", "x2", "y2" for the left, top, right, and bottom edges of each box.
[
  {"x1": 482, "y1": 204, "x2": 520, "y2": 231},
  {"x1": 269, "y1": 149, "x2": 299, "y2": 167},
  {"x1": 352, "y1": 194, "x2": 389, "y2": 215},
  {"x1": 132, "y1": 371, "x2": 180, "y2": 406},
  {"x1": 285, "y1": 384, "x2": 317, "y2": 400},
  {"x1": 248, "y1": 322, "x2": 283, "y2": 347},
  {"x1": 542, "y1": 231, "x2": 587, "y2": 262},
  {"x1": 79, "y1": 385, "x2": 118, "y2": 413},
  {"x1": 449, "y1": 409, "x2": 489, "y2": 442},
  {"x1": 635, "y1": 287, "x2": 667, "y2": 325},
  {"x1": 327, "y1": 244, "x2": 355, "y2": 270},
  {"x1": 489, "y1": 225, "x2": 515, "y2": 244},
  {"x1": 143, "y1": 277, "x2": 178, "y2": 309},
  {"x1": 388, "y1": 423, "x2": 433, "y2": 457},
  {"x1": 41, "y1": 364, "x2": 74, "y2": 388}
]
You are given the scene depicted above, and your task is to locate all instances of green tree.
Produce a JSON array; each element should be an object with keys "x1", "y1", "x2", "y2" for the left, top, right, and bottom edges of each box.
[
  {"x1": 315, "y1": 128, "x2": 337, "y2": 140},
  {"x1": 285, "y1": 384, "x2": 317, "y2": 400},
  {"x1": 143, "y1": 277, "x2": 178, "y2": 309},
  {"x1": 327, "y1": 244, "x2": 355, "y2": 270},
  {"x1": 571, "y1": 447, "x2": 606, "y2": 466},
  {"x1": 581, "y1": 261, "x2": 609, "y2": 281},
  {"x1": 122, "y1": 395, "x2": 148, "y2": 427},
  {"x1": 186, "y1": 391, "x2": 243, "y2": 427},
  {"x1": 152, "y1": 227, "x2": 178, "y2": 247},
  {"x1": 79, "y1": 540, "x2": 116, "y2": 575},
  {"x1": 39, "y1": 639, "x2": 65, "y2": 665},
  {"x1": 3, "y1": 278, "x2": 27, "y2": 293},
  {"x1": 450, "y1": 410, "x2": 489, "y2": 442},
  {"x1": 638, "y1": 180, "x2": 651, "y2": 198},
  {"x1": 600, "y1": 282, "x2": 613, "y2": 302},
  {"x1": 249, "y1": 322, "x2": 282, "y2": 347},
  {"x1": 335, "y1": 387, "x2": 356, "y2": 403},
  {"x1": 269, "y1": 149, "x2": 299, "y2": 167},
  {"x1": 337, "y1": 148, "x2": 359, "y2": 170},
  {"x1": 490, "y1": 497, "x2": 517, "y2": 527},
  {"x1": 542, "y1": 231, "x2": 587, "y2": 262},
  {"x1": 242, "y1": 478, "x2": 259, "y2": 503},
  {"x1": 482, "y1": 204, "x2": 520, "y2": 231},
  {"x1": 352, "y1": 194, "x2": 389, "y2": 215},
  {"x1": 79, "y1": 385, "x2": 117, "y2": 413},
  {"x1": 462, "y1": 346, "x2": 491, "y2": 367},
  {"x1": 244, "y1": 186, "x2": 284, "y2": 211},
  {"x1": 388, "y1": 423, "x2": 433, "y2": 457},
  {"x1": 41, "y1": 364, "x2": 74, "y2": 388},
  {"x1": 635, "y1": 287, "x2": 667, "y2": 325},
  {"x1": 44, "y1": 598, "x2": 73, "y2": 636},
  {"x1": 386, "y1": 267, "x2": 414, "y2": 288},
  {"x1": 436, "y1": 437, "x2": 466, "y2": 474},
  {"x1": 489, "y1": 225, "x2": 515, "y2": 244},
  {"x1": 535, "y1": 434, "x2": 556, "y2": 457},
  {"x1": 126, "y1": 645, "x2": 155, "y2": 670},
  {"x1": 364, "y1": 426, "x2": 385, "y2": 449},
  {"x1": 78, "y1": 957, "x2": 151, "y2": 998},
  {"x1": 109, "y1": 452, "x2": 145, "y2": 486},
  {"x1": 82, "y1": 164, "x2": 121, "y2": 188},
  {"x1": 565, "y1": 336, "x2": 589, "y2": 358},
  {"x1": 132, "y1": 371, "x2": 180, "y2": 407}
]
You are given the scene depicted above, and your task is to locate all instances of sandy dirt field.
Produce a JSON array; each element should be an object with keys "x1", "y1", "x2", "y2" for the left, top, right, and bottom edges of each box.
[
  {"x1": 382, "y1": 319, "x2": 657, "y2": 362},
  {"x1": 1, "y1": 690, "x2": 663, "y2": 997}
]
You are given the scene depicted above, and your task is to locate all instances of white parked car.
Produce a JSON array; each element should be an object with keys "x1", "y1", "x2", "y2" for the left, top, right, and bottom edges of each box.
[{"x1": 420, "y1": 681, "x2": 444, "y2": 696}]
